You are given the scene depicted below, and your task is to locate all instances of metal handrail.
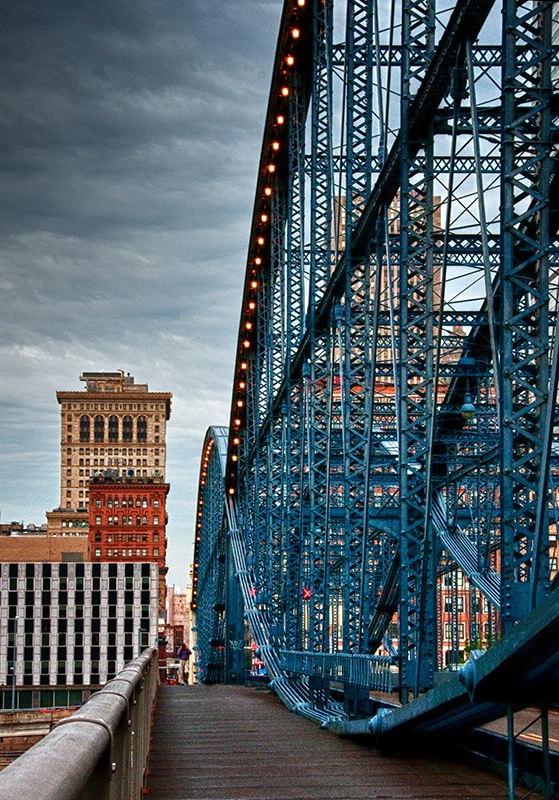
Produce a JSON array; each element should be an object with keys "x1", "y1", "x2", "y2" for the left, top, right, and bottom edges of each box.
[
  {"x1": 0, "y1": 648, "x2": 159, "y2": 800},
  {"x1": 280, "y1": 650, "x2": 394, "y2": 694}
]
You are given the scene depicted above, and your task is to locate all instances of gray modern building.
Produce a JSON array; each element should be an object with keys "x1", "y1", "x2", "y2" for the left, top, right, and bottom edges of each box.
[{"x1": 0, "y1": 561, "x2": 159, "y2": 711}]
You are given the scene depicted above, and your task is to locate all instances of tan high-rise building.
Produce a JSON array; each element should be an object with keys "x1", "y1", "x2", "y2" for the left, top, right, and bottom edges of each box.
[{"x1": 56, "y1": 371, "x2": 172, "y2": 512}]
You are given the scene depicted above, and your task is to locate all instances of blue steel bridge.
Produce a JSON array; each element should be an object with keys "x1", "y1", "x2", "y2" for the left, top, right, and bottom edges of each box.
[
  {"x1": 1, "y1": 0, "x2": 559, "y2": 798},
  {"x1": 192, "y1": 0, "x2": 559, "y2": 763}
]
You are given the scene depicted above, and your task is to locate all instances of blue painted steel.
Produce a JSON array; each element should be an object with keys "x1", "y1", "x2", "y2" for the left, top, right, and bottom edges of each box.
[
  {"x1": 280, "y1": 650, "x2": 393, "y2": 694},
  {"x1": 191, "y1": 427, "x2": 232, "y2": 684},
  {"x1": 192, "y1": 0, "x2": 559, "y2": 736}
]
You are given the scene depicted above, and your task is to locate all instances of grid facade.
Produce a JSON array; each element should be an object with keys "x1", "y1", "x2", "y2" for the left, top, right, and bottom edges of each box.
[{"x1": 0, "y1": 562, "x2": 158, "y2": 689}]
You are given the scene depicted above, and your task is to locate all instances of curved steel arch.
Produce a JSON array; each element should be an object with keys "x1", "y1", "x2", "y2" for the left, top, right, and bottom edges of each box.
[
  {"x1": 195, "y1": 0, "x2": 559, "y2": 717},
  {"x1": 191, "y1": 426, "x2": 230, "y2": 684}
]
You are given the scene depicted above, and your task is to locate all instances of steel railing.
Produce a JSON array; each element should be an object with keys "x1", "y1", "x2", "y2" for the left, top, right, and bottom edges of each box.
[
  {"x1": 280, "y1": 650, "x2": 395, "y2": 694},
  {"x1": 0, "y1": 647, "x2": 159, "y2": 800}
]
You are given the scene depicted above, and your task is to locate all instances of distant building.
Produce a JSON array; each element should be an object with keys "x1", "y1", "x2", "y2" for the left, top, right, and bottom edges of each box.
[
  {"x1": 0, "y1": 370, "x2": 175, "y2": 713},
  {"x1": 164, "y1": 585, "x2": 192, "y2": 654},
  {"x1": 88, "y1": 474, "x2": 169, "y2": 610},
  {"x1": 0, "y1": 522, "x2": 89, "y2": 563},
  {"x1": 56, "y1": 370, "x2": 172, "y2": 512},
  {"x1": 0, "y1": 562, "x2": 158, "y2": 711},
  {"x1": 42, "y1": 370, "x2": 174, "y2": 610}
]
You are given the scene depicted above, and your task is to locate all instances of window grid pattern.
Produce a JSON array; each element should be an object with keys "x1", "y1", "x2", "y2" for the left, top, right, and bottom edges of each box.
[{"x1": 0, "y1": 562, "x2": 158, "y2": 688}]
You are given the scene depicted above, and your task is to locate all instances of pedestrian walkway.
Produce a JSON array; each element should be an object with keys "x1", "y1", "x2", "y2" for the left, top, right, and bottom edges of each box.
[{"x1": 146, "y1": 684, "x2": 514, "y2": 799}]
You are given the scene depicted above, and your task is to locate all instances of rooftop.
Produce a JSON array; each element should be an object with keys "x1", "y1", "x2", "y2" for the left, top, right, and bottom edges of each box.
[{"x1": 79, "y1": 371, "x2": 147, "y2": 393}]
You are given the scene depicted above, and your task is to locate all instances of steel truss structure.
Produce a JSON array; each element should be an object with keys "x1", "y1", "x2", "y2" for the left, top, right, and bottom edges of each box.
[{"x1": 192, "y1": 0, "x2": 559, "y2": 713}]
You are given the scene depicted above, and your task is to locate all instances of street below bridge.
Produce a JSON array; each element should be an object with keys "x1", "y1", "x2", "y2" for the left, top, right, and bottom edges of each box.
[{"x1": 147, "y1": 684, "x2": 516, "y2": 799}]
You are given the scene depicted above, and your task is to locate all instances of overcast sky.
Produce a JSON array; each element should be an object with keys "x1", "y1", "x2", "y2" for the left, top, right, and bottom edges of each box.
[{"x1": 0, "y1": 0, "x2": 282, "y2": 588}]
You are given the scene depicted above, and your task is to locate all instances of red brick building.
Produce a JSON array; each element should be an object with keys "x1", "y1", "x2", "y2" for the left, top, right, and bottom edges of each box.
[{"x1": 88, "y1": 474, "x2": 169, "y2": 608}]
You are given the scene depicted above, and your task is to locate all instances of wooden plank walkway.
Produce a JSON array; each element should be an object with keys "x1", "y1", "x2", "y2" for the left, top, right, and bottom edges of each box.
[{"x1": 146, "y1": 684, "x2": 515, "y2": 799}]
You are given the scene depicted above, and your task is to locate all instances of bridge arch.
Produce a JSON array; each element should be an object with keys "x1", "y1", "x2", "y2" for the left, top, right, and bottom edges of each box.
[
  {"x1": 192, "y1": 0, "x2": 559, "y2": 734},
  {"x1": 191, "y1": 426, "x2": 230, "y2": 684}
]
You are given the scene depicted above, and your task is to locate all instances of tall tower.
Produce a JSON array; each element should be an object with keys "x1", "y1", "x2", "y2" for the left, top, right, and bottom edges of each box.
[{"x1": 56, "y1": 371, "x2": 172, "y2": 511}]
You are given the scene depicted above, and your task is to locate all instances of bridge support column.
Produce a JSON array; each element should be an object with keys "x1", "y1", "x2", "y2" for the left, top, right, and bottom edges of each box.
[{"x1": 225, "y1": 535, "x2": 246, "y2": 684}]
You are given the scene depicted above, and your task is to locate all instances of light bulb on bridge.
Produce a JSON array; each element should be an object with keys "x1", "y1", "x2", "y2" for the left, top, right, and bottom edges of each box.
[{"x1": 460, "y1": 394, "x2": 476, "y2": 421}]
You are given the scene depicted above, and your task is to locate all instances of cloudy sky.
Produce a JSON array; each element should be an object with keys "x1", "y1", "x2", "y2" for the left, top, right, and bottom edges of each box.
[{"x1": 0, "y1": 0, "x2": 282, "y2": 588}]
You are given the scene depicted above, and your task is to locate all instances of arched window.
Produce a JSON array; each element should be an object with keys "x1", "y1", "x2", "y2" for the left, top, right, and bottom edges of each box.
[
  {"x1": 123, "y1": 416, "x2": 133, "y2": 442},
  {"x1": 107, "y1": 497, "x2": 113, "y2": 508},
  {"x1": 137, "y1": 416, "x2": 147, "y2": 443},
  {"x1": 79, "y1": 416, "x2": 90, "y2": 442},
  {"x1": 127, "y1": 497, "x2": 134, "y2": 508},
  {"x1": 94, "y1": 415, "x2": 104, "y2": 442},
  {"x1": 108, "y1": 416, "x2": 119, "y2": 442}
]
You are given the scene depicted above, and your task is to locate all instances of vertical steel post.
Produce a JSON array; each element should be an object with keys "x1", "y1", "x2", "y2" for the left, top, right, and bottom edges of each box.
[
  {"x1": 398, "y1": 0, "x2": 437, "y2": 699},
  {"x1": 500, "y1": 0, "x2": 553, "y2": 631}
]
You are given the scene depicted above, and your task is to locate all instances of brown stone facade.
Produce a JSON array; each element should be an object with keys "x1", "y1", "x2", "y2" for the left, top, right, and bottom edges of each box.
[{"x1": 56, "y1": 371, "x2": 172, "y2": 512}]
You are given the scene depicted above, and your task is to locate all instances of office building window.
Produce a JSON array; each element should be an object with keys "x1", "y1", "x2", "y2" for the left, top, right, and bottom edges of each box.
[
  {"x1": 123, "y1": 416, "x2": 133, "y2": 442},
  {"x1": 80, "y1": 416, "x2": 90, "y2": 442},
  {"x1": 94, "y1": 415, "x2": 104, "y2": 442},
  {"x1": 108, "y1": 416, "x2": 119, "y2": 442}
]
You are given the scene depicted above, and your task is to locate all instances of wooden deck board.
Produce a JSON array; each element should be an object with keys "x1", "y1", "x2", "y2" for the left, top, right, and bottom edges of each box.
[{"x1": 146, "y1": 684, "x2": 513, "y2": 799}]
